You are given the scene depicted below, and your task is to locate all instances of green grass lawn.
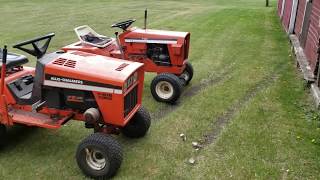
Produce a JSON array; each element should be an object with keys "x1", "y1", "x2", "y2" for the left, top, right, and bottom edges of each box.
[{"x1": 1, "y1": 0, "x2": 320, "y2": 179}]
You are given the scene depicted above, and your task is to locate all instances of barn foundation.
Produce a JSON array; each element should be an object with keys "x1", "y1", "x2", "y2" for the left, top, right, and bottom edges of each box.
[{"x1": 289, "y1": 34, "x2": 320, "y2": 107}]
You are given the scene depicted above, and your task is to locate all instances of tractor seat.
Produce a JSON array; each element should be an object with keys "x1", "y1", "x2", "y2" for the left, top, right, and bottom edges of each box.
[
  {"x1": 0, "y1": 49, "x2": 28, "y2": 69},
  {"x1": 74, "y1": 25, "x2": 112, "y2": 48},
  {"x1": 81, "y1": 33, "x2": 112, "y2": 46}
]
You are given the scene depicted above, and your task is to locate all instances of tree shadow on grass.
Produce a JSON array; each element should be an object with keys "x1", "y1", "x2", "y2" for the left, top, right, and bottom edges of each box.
[{"x1": 0, "y1": 125, "x2": 40, "y2": 152}]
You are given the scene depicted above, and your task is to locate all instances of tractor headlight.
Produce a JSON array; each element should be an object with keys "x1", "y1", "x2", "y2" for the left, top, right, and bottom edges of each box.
[{"x1": 124, "y1": 72, "x2": 138, "y2": 92}]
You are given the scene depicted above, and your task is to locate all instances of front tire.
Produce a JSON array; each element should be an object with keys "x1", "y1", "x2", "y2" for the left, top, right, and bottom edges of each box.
[
  {"x1": 122, "y1": 106, "x2": 151, "y2": 138},
  {"x1": 76, "y1": 133, "x2": 123, "y2": 179},
  {"x1": 151, "y1": 73, "x2": 183, "y2": 104},
  {"x1": 180, "y1": 62, "x2": 194, "y2": 85}
]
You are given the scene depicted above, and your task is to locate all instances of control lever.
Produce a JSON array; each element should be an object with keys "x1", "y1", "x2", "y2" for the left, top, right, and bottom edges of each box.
[{"x1": 115, "y1": 32, "x2": 125, "y2": 59}]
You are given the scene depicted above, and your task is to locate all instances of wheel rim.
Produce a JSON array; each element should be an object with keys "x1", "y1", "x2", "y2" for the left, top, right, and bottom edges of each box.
[
  {"x1": 85, "y1": 148, "x2": 108, "y2": 171},
  {"x1": 155, "y1": 81, "x2": 174, "y2": 100}
]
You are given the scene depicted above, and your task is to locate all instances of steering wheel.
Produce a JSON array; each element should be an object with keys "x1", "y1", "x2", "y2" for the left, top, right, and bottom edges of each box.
[
  {"x1": 111, "y1": 19, "x2": 136, "y2": 31},
  {"x1": 13, "y1": 33, "x2": 55, "y2": 59}
]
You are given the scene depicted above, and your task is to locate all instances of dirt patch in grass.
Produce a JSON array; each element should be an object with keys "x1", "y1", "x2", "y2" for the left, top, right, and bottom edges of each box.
[
  {"x1": 184, "y1": 65, "x2": 234, "y2": 98},
  {"x1": 201, "y1": 71, "x2": 279, "y2": 146},
  {"x1": 151, "y1": 66, "x2": 234, "y2": 121}
]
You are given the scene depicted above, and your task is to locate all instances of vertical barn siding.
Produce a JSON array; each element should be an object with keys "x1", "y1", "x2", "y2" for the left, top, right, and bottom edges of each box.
[
  {"x1": 289, "y1": 0, "x2": 299, "y2": 34},
  {"x1": 278, "y1": 0, "x2": 284, "y2": 16},
  {"x1": 283, "y1": 0, "x2": 293, "y2": 30},
  {"x1": 294, "y1": 0, "x2": 307, "y2": 36},
  {"x1": 304, "y1": 0, "x2": 320, "y2": 71}
]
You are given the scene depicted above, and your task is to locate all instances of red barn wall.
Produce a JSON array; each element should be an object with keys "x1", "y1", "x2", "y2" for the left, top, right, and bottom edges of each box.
[
  {"x1": 294, "y1": 0, "x2": 307, "y2": 36},
  {"x1": 282, "y1": 0, "x2": 293, "y2": 31},
  {"x1": 278, "y1": 0, "x2": 284, "y2": 16},
  {"x1": 304, "y1": 0, "x2": 320, "y2": 71}
]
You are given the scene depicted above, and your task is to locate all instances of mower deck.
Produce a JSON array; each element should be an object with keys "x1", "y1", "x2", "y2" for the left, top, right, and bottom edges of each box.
[{"x1": 9, "y1": 109, "x2": 71, "y2": 129}]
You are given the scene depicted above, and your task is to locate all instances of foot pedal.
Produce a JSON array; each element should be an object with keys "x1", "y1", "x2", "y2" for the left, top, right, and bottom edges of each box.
[{"x1": 32, "y1": 100, "x2": 46, "y2": 112}]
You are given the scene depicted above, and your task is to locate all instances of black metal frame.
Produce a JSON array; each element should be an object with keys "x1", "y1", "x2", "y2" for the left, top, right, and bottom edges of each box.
[{"x1": 13, "y1": 33, "x2": 55, "y2": 59}]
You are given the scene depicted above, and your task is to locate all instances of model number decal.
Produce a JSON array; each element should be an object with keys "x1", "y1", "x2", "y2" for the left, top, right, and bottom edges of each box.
[
  {"x1": 97, "y1": 92, "x2": 112, "y2": 100},
  {"x1": 50, "y1": 76, "x2": 83, "y2": 85},
  {"x1": 67, "y1": 96, "x2": 84, "y2": 102}
]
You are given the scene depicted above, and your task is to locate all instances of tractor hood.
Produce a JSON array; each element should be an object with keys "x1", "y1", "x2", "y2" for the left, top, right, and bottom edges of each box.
[
  {"x1": 125, "y1": 28, "x2": 190, "y2": 44},
  {"x1": 44, "y1": 51, "x2": 143, "y2": 92}
]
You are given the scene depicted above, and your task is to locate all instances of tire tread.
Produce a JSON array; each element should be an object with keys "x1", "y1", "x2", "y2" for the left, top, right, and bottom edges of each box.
[
  {"x1": 122, "y1": 106, "x2": 151, "y2": 138},
  {"x1": 150, "y1": 73, "x2": 183, "y2": 103},
  {"x1": 76, "y1": 133, "x2": 123, "y2": 179}
]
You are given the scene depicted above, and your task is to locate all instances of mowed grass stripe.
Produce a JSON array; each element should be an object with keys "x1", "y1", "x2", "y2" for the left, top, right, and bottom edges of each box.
[
  {"x1": 117, "y1": 7, "x2": 292, "y2": 178},
  {"x1": 0, "y1": 0, "x2": 319, "y2": 179},
  {"x1": 189, "y1": 64, "x2": 320, "y2": 179}
]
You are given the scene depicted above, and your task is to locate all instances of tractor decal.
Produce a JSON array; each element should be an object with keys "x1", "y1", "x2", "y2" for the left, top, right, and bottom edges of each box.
[
  {"x1": 67, "y1": 95, "x2": 84, "y2": 103},
  {"x1": 44, "y1": 74, "x2": 123, "y2": 94},
  {"x1": 124, "y1": 38, "x2": 178, "y2": 44},
  {"x1": 71, "y1": 51, "x2": 94, "y2": 57},
  {"x1": 45, "y1": 74, "x2": 121, "y2": 89},
  {"x1": 50, "y1": 76, "x2": 84, "y2": 85},
  {"x1": 97, "y1": 92, "x2": 113, "y2": 100},
  {"x1": 115, "y1": 63, "x2": 129, "y2": 71}
]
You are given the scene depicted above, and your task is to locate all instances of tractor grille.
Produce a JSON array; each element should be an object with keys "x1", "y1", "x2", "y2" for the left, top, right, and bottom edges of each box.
[{"x1": 124, "y1": 85, "x2": 138, "y2": 117}]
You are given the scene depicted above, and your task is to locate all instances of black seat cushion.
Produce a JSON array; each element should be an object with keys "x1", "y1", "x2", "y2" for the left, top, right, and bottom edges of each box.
[
  {"x1": 80, "y1": 33, "x2": 112, "y2": 46},
  {"x1": 0, "y1": 49, "x2": 29, "y2": 69}
]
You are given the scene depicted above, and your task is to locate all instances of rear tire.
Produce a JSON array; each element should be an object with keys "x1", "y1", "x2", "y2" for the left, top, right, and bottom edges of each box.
[
  {"x1": 76, "y1": 133, "x2": 123, "y2": 179},
  {"x1": 180, "y1": 62, "x2": 194, "y2": 85},
  {"x1": 151, "y1": 73, "x2": 183, "y2": 104},
  {"x1": 122, "y1": 106, "x2": 151, "y2": 138}
]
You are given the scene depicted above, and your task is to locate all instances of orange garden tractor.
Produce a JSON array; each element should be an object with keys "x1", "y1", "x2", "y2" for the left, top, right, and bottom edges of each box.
[
  {"x1": 0, "y1": 33, "x2": 151, "y2": 179},
  {"x1": 62, "y1": 10, "x2": 193, "y2": 104}
]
